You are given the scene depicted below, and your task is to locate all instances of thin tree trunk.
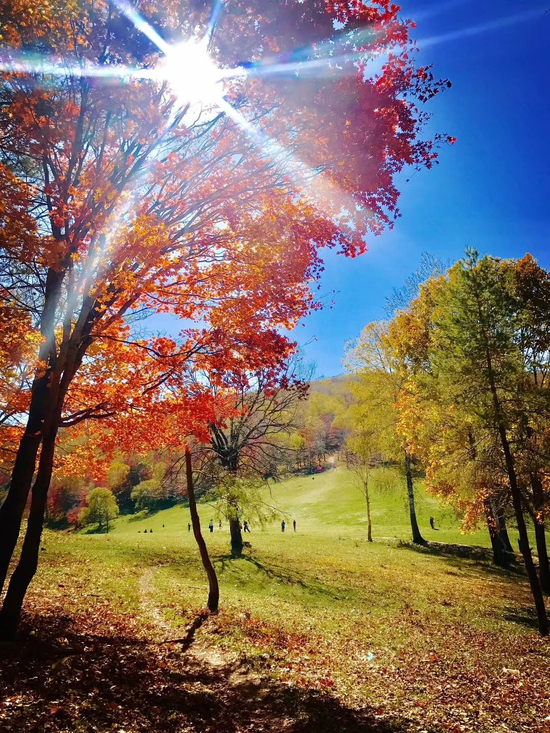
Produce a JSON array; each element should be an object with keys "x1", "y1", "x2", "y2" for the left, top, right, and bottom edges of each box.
[
  {"x1": 405, "y1": 452, "x2": 426, "y2": 545},
  {"x1": 0, "y1": 434, "x2": 57, "y2": 640},
  {"x1": 365, "y1": 483, "x2": 373, "y2": 543},
  {"x1": 531, "y1": 474, "x2": 550, "y2": 594},
  {"x1": 229, "y1": 517, "x2": 243, "y2": 556},
  {"x1": 367, "y1": 490, "x2": 372, "y2": 542},
  {"x1": 488, "y1": 401, "x2": 548, "y2": 634},
  {"x1": 472, "y1": 278, "x2": 548, "y2": 634},
  {"x1": 185, "y1": 449, "x2": 219, "y2": 612}
]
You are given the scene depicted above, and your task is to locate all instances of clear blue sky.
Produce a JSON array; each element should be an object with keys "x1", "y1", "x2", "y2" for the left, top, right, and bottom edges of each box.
[{"x1": 296, "y1": 0, "x2": 550, "y2": 377}]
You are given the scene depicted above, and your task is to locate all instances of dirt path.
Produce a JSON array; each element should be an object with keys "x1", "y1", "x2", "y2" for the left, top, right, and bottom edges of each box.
[{"x1": 138, "y1": 566, "x2": 239, "y2": 676}]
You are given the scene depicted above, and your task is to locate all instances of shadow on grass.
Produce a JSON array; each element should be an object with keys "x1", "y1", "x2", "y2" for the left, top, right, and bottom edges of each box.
[
  {"x1": 213, "y1": 551, "x2": 352, "y2": 602},
  {"x1": 0, "y1": 612, "x2": 432, "y2": 733},
  {"x1": 397, "y1": 540, "x2": 526, "y2": 583},
  {"x1": 503, "y1": 606, "x2": 540, "y2": 630}
]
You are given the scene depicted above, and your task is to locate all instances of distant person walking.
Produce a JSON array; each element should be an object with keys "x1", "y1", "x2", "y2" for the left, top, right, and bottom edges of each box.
[
  {"x1": 429, "y1": 517, "x2": 438, "y2": 530},
  {"x1": 219, "y1": 519, "x2": 222, "y2": 529},
  {"x1": 293, "y1": 520, "x2": 296, "y2": 532},
  {"x1": 281, "y1": 520, "x2": 286, "y2": 532},
  {"x1": 243, "y1": 520, "x2": 251, "y2": 533},
  {"x1": 209, "y1": 519, "x2": 214, "y2": 533},
  {"x1": 188, "y1": 523, "x2": 191, "y2": 532}
]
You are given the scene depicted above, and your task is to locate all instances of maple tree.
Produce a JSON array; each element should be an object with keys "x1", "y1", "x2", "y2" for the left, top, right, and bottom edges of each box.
[{"x1": 0, "y1": 0, "x2": 451, "y2": 638}]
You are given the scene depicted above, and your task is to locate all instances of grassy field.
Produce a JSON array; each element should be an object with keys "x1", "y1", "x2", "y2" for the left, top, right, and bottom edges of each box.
[{"x1": 1, "y1": 467, "x2": 549, "y2": 733}]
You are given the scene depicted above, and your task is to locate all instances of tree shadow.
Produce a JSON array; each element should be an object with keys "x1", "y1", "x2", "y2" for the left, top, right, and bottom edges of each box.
[
  {"x1": 213, "y1": 551, "x2": 348, "y2": 601},
  {"x1": 397, "y1": 540, "x2": 526, "y2": 583},
  {"x1": 502, "y1": 606, "x2": 540, "y2": 630},
  {"x1": 0, "y1": 612, "x2": 433, "y2": 733},
  {"x1": 160, "y1": 610, "x2": 211, "y2": 652}
]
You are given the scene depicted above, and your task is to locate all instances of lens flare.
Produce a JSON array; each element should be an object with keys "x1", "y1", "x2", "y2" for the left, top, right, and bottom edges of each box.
[{"x1": 160, "y1": 40, "x2": 224, "y2": 106}]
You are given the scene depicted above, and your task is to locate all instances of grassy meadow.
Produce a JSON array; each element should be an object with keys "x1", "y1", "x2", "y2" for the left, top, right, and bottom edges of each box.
[{"x1": 2, "y1": 467, "x2": 549, "y2": 733}]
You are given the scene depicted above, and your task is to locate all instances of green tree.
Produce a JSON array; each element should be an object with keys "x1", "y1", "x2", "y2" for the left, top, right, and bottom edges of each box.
[
  {"x1": 389, "y1": 277, "x2": 516, "y2": 568},
  {"x1": 344, "y1": 321, "x2": 426, "y2": 544},
  {"x1": 428, "y1": 251, "x2": 548, "y2": 635},
  {"x1": 346, "y1": 434, "x2": 382, "y2": 543},
  {"x1": 79, "y1": 488, "x2": 119, "y2": 533},
  {"x1": 131, "y1": 464, "x2": 166, "y2": 512}
]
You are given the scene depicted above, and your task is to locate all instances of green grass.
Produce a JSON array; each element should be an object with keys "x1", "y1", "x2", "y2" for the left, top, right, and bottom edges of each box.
[
  {"x1": 17, "y1": 466, "x2": 550, "y2": 732},
  {"x1": 104, "y1": 465, "x2": 521, "y2": 548}
]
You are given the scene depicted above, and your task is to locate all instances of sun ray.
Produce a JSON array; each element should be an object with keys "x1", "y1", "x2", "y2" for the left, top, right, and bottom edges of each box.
[
  {"x1": 112, "y1": 0, "x2": 171, "y2": 54},
  {"x1": 204, "y1": 0, "x2": 225, "y2": 47},
  {"x1": 242, "y1": 47, "x2": 387, "y2": 82},
  {"x1": 217, "y1": 98, "x2": 364, "y2": 230},
  {"x1": 0, "y1": 50, "x2": 151, "y2": 81},
  {"x1": 410, "y1": 0, "x2": 471, "y2": 23},
  {"x1": 417, "y1": 7, "x2": 547, "y2": 49}
]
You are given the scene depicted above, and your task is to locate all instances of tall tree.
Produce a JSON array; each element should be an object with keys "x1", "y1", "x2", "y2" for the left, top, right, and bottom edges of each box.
[
  {"x1": 0, "y1": 0, "x2": 451, "y2": 637},
  {"x1": 344, "y1": 321, "x2": 426, "y2": 544},
  {"x1": 395, "y1": 252, "x2": 549, "y2": 635}
]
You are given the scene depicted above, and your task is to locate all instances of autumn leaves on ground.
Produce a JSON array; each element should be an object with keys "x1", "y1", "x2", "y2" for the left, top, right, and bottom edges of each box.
[{"x1": 1, "y1": 470, "x2": 549, "y2": 733}]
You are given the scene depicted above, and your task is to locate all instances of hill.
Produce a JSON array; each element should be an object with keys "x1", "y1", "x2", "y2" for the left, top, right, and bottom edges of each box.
[
  {"x1": 2, "y1": 467, "x2": 549, "y2": 733},
  {"x1": 107, "y1": 466, "x2": 485, "y2": 546}
]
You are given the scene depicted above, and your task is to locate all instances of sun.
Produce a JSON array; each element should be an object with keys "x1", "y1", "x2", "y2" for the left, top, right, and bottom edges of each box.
[{"x1": 160, "y1": 40, "x2": 224, "y2": 107}]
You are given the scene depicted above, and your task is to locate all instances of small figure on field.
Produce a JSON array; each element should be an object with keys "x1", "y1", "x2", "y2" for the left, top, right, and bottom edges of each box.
[
  {"x1": 243, "y1": 520, "x2": 250, "y2": 533},
  {"x1": 209, "y1": 519, "x2": 214, "y2": 533},
  {"x1": 150, "y1": 529, "x2": 153, "y2": 533},
  {"x1": 429, "y1": 517, "x2": 438, "y2": 530},
  {"x1": 188, "y1": 523, "x2": 191, "y2": 532},
  {"x1": 219, "y1": 519, "x2": 222, "y2": 529},
  {"x1": 144, "y1": 529, "x2": 148, "y2": 533},
  {"x1": 293, "y1": 520, "x2": 297, "y2": 532},
  {"x1": 281, "y1": 520, "x2": 286, "y2": 532},
  {"x1": 162, "y1": 524, "x2": 165, "y2": 528}
]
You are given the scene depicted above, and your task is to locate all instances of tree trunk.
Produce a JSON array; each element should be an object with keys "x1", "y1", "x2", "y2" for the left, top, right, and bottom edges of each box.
[
  {"x1": 0, "y1": 433, "x2": 42, "y2": 595},
  {"x1": 499, "y1": 517, "x2": 514, "y2": 553},
  {"x1": 492, "y1": 413, "x2": 548, "y2": 634},
  {"x1": 365, "y1": 484, "x2": 372, "y2": 543},
  {"x1": 534, "y1": 522, "x2": 550, "y2": 595},
  {"x1": 0, "y1": 434, "x2": 57, "y2": 640},
  {"x1": 229, "y1": 517, "x2": 243, "y2": 556},
  {"x1": 0, "y1": 267, "x2": 65, "y2": 594},
  {"x1": 405, "y1": 452, "x2": 426, "y2": 545},
  {"x1": 531, "y1": 474, "x2": 550, "y2": 594},
  {"x1": 185, "y1": 449, "x2": 219, "y2": 613},
  {"x1": 485, "y1": 502, "x2": 511, "y2": 568}
]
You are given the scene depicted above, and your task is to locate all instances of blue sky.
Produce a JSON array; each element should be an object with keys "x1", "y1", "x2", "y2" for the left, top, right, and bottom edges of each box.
[{"x1": 295, "y1": 0, "x2": 550, "y2": 377}]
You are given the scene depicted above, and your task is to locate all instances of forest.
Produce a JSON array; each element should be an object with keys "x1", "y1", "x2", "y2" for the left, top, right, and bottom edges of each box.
[{"x1": 0, "y1": 1, "x2": 548, "y2": 732}]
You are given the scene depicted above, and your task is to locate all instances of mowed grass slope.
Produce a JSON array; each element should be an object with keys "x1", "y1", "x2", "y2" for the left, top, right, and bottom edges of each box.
[
  {"x1": 107, "y1": 466, "x2": 486, "y2": 545},
  {"x1": 4, "y1": 467, "x2": 550, "y2": 733}
]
